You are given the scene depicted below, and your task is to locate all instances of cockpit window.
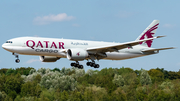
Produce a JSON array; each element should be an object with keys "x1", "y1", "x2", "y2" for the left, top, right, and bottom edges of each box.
[{"x1": 6, "y1": 41, "x2": 13, "y2": 43}]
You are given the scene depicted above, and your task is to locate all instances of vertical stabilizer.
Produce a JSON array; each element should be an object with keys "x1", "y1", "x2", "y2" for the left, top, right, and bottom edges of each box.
[{"x1": 136, "y1": 20, "x2": 160, "y2": 47}]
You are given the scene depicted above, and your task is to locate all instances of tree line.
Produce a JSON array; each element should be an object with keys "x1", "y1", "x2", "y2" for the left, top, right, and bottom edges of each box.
[{"x1": 0, "y1": 67, "x2": 180, "y2": 101}]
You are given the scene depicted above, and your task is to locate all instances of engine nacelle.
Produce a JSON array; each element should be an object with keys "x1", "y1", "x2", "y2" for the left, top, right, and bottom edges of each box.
[
  {"x1": 40, "y1": 56, "x2": 60, "y2": 62},
  {"x1": 67, "y1": 49, "x2": 89, "y2": 61}
]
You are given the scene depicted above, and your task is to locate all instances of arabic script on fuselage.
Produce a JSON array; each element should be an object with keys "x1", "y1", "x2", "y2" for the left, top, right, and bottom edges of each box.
[{"x1": 71, "y1": 42, "x2": 88, "y2": 45}]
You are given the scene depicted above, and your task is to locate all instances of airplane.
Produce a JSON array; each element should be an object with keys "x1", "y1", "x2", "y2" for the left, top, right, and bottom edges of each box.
[{"x1": 2, "y1": 20, "x2": 174, "y2": 69}]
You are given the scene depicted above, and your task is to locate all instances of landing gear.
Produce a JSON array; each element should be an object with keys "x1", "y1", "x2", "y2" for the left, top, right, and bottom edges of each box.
[
  {"x1": 71, "y1": 61, "x2": 83, "y2": 69},
  {"x1": 86, "y1": 61, "x2": 100, "y2": 68},
  {"x1": 86, "y1": 55, "x2": 100, "y2": 68},
  {"x1": 70, "y1": 61, "x2": 99, "y2": 69},
  {"x1": 13, "y1": 53, "x2": 20, "y2": 63}
]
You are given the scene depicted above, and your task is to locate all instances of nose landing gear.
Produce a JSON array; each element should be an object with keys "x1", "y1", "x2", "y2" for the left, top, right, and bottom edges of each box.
[{"x1": 13, "y1": 53, "x2": 20, "y2": 63}]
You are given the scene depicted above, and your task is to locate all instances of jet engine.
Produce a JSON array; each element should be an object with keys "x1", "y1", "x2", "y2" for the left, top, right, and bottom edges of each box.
[
  {"x1": 40, "y1": 56, "x2": 60, "y2": 62},
  {"x1": 67, "y1": 49, "x2": 89, "y2": 61}
]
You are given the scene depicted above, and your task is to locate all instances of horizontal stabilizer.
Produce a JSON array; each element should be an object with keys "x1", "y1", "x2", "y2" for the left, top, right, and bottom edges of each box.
[{"x1": 142, "y1": 47, "x2": 175, "y2": 52}]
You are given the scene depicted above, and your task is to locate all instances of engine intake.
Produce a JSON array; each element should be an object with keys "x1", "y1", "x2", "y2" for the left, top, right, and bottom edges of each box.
[{"x1": 67, "y1": 49, "x2": 89, "y2": 61}]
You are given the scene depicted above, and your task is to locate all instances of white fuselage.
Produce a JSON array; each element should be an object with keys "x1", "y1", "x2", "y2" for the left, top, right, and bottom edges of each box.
[{"x1": 2, "y1": 37, "x2": 153, "y2": 61}]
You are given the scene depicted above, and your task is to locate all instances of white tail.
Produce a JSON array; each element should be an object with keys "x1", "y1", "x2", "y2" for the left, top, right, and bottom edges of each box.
[{"x1": 136, "y1": 20, "x2": 160, "y2": 47}]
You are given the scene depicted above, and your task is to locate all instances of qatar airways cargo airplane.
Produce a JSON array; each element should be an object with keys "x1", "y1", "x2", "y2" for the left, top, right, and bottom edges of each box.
[{"x1": 2, "y1": 20, "x2": 174, "y2": 69}]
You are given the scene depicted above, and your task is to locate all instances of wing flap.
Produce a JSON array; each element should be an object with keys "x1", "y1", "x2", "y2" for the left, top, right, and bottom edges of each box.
[{"x1": 87, "y1": 36, "x2": 164, "y2": 53}]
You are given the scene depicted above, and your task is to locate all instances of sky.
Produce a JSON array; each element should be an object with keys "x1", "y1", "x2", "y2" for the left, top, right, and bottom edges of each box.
[{"x1": 0, "y1": 0, "x2": 179, "y2": 71}]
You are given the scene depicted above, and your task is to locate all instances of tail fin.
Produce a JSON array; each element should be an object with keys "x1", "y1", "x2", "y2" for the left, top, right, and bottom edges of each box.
[{"x1": 136, "y1": 20, "x2": 160, "y2": 47}]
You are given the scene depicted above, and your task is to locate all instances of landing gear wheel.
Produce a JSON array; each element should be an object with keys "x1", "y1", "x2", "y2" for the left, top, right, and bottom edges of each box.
[
  {"x1": 15, "y1": 59, "x2": 20, "y2": 63},
  {"x1": 90, "y1": 62, "x2": 95, "y2": 67},
  {"x1": 78, "y1": 65, "x2": 83, "y2": 69},
  {"x1": 75, "y1": 64, "x2": 79, "y2": 67},
  {"x1": 71, "y1": 63, "x2": 75, "y2": 67},
  {"x1": 86, "y1": 62, "x2": 91, "y2": 66},
  {"x1": 94, "y1": 64, "x2": 100, "y2": 68}
]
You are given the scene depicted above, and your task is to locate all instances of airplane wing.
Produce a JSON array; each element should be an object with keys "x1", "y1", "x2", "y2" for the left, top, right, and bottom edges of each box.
[
  {"x1": 87, "y1": 36, "x2": 164, "y2": 53},
  {"x1": 141, "y1": 47, "x2": 175, "y2": 52}
]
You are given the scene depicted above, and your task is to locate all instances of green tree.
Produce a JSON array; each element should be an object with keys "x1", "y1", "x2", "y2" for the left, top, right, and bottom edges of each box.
[
  {"x1": 94, "y1": 68, "x2": 117, "y2": 94},
  {"x1": 84, "y1": 85, "x2": 108, "y2": 101},
  {"x1": 39, "y1": 89, "x2": 55, "y2": 101},
  {"x1": 168, "y1": 71, "x2": 180, "y2": 80},
  {"x1": 37, "y1": 68, "x2": 47, "y2": 75},
  {"x1": 4, "y1": 67, "x2": 33, "y2": 76},
  {"x1": 140, "y1": 69, "x2": 152, "y2": 85},
  {"x1": 73, "y1": 69, "x2": 85, "y2": 79},
  {"x1": 148, "y1": 69, "x2": 164, "y2": 83},
  {"x1": 69, "y1": 91, "x2": 84, "y2": 101},
  {"x1": 8, "y1": 90, "x2": 17, "y2": 100},
  {"x1": 117, "y1": 67, "x2": 133, "y2": 75},
  {"x1": 124, "y1": 83, "x2": 137, "y2": 101},
  {"x1": 0, "y1": 68, "x2": 8, "y2": 74},
  {"x1": 29, "y1": 69, "x2": 36, "y2": 75},
  {"x1": 60, "y1": 90, "x2": 69, "y2": 101},
  {"x1": 60, "y1": 67, "x2": 76, "y2": 75},
  {"x1": 6, "y1": 68, "x2": 15, "y2": 75},
  {"x1": 0, "y1": 74, "x2": 6, "y2": 91},
  {"x1": 148, "y1": 89, "x2": 173, "y2": 101},
  {"x1": 21, "y1": 80, "x2": 42, "y2": 97},
  {"x1": 136, "y1": 86, "x2": 148, "y2": 101},
  {"x1": 159, "y1": 81, "x2": 174, "y2": 90},
  {"x1": 174, "y1": 87, "x2": 180, "y2": 100},
  {"x1": 155, "y1": 68, "x2": 169, "y2": 79},
  {"x1": 122, "y1": 72, "x2": 139, "y2": 86},
  {"x1": 112, "y1": 74, "x2": 125, "y2": 87},
  {"x1": 14, "y1": 96, "x2": 36, "y2": 101},
  {"x1": 15, "y1": 67, "x2": 34, "y2": 76},
  {"x1": 40, "y1": 70, "x2": 76, "y2": 91},
  {"x1": 0, "y1": 74, "x2": 24, "y2": 100},
  {"x1": 51, "y1": 68, "x2": 60, "y2": 72},
  {"x1": 0, "y1": 73, "x2": 24, "y2": 99},
  {"x1": 172, "y1": 79, "x2": 180, "y2": 100},
  {"x1": 94, "y1": 73, "x2": 117, "y2": 94},
  {"x1": 0, "y1": 91, "x2": 8, "y2": 101},
  {"x1": 110, "y1": 87, "x2": 127, "y2": 101},
  {"x1": 86, "y1": 69, "x2": 96, "y2": 76}
]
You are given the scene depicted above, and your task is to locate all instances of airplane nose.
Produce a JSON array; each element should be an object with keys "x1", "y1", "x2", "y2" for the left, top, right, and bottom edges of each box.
[
  {"x1": 2, "y1": 43, "x2": 11, "y2": 51},
  {"x1": 2, "y1": 43, "x2": 6, "y2": 49}
]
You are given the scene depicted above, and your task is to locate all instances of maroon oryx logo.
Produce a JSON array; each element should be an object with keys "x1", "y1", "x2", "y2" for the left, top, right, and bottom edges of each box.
[
  {"x1": 139, "y1": 23, "x2": 159, "y2": 47},
  {"x1": 76, "y1": 52, "x2": 80, "y2": 56}
]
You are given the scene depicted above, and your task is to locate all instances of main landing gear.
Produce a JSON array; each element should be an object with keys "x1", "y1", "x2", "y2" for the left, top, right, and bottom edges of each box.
[
  {"x1": 71, "y1": 60, "x2": 100, "y2": 69},
  {"x1": 71, "y1": 61, "x2": 84, "y2": 69},
  {"x1": 86, "y1": 61, "x2": 100, "y2": 68},
  {"x1": 70, "y1": 61, "x2": 100, "y2": 69},
  {"x1": 13, "y1": 53, "x2": 20, "y2": 63},
  {"x1": 86, "y1": 55, "x2": 100, "y2": 68}
]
